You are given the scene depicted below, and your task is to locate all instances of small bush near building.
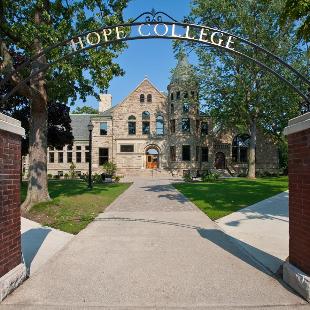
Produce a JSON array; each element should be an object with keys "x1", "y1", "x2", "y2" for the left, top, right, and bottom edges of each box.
[
  {"x1": 201, "y1": 170, "x2": 220, "y2": 182},
  {"x1": 102, "y1": 161, "x2": 117, "y2": 177}
]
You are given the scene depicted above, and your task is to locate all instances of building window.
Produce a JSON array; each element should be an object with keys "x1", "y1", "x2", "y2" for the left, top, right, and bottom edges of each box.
[
  {"x1": 100, "y1": 122, "x2": 108, "y2": 135},
  {"x1": 156, "y1": 115, "x2": 164, "y2": 135},
  {"x1": 184, "y1": 91, "x2": 188, "y2": 99},
  {"x1": 99, "y1": 148, "x2": 109, "y2": 165},
  {"x1": 128, "y1": 115, "x2": 136, "y2": 135},
  {"x1": 147, "y1": 94, "x2": 152, "y2": 102},
  {"x1": 196, "y1": 146, "x2": 200, "y2": 161},
  {"x1": 170, "y1": 119, "x2": 176, "y2": 134},
  {"x1": 182, "y1": 118, "x2": 190, "y2": 133},
  {"x1": 76, "y1": 146, "x2": 81, "y2": 151},
  {"x1": 67, "y1": 145, "x2": 72, "y2": 151},
  {"x1": 171, "y1": 93, "x2": 174, "y2": 101},
  {"x1": 85, "y1": 146, "x2": 90, "y2": 163},
  {"x1": 49, "y1": 152, "x2": 54, "y2": 163},
  {"x1": 67, "y1": 152, "x2": 72, "y2": 163},
  {"x1": 182, "y1": 145, "x2": 191, "y2": 161},
  {"x1": 201, "y1": 147, "x2": 209, "y2": 162},
  {"x1": 183, "y1": 102, "x2": 189, "y2": 113},
  {"x1": 232, "y1": 134, "x2": 250, "y2": 163},
  {"x1": 170, "y1": 146, "x2": 176, "y2": 162},
  {"x1": 191, "y1": 91, "x2": 195, "y2": 98},
  {"x1": 142, "y1": 111, "x2": 150, "y2": 120},
  {"x1": 76, "y1": 152, "x2": 81, "y2": 163},
  {"x1": 176, "y1": 91, "x2": 180, "y2": 100},
  {"x1": 170, "y1": 103, "x2": 174, "y2": 114},
  {"x1": 58, "y1": 152, "x2": 63, "y2": 163},
  {"x1": 142, "y1": 122, "x2": 150, "y2": 134},
  {"x1": 120, "y1": 145, "x2": 134, "y2": 152},
  {"x1": 58, "y1": 171, "x2": 64, "y2": 177},
  {"x1": 201, "y1": 122, "x2": 208, "y2": 135},
  {"x1": 196, "y1": 120, "x2": 200, "y2": 132},
  {"x1": 140, "y1": 94, "x2": 145, "y2": 103}
]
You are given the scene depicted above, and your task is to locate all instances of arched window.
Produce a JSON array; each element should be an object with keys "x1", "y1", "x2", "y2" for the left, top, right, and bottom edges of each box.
[
  {"x1": 170, "y1": 93, "x2": 174, "y2": 101},
  {"x1": 232, "y1": 134, "x2": 250, "y2": 163},
  {"x1": 140, "y1": 94, "x2": 145, "y2": 103},
  {"x1": 142, "y1": 112, "x2": 150, "y2": 134},
  {"x1": 147, "y1": 94, "x2": 152, "y2": 102},
  {"x1": 142, "y1": 111, "x2": 150, "y2": 120},
  {"x1": 156, "y1": 115, "x2": 164, "y2": 135},
  {"x1": 128, "y1": 115, "x2": 136, "y2": 135}
]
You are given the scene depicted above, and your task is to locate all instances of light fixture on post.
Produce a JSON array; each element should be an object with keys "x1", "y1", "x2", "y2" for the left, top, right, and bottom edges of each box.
[{"x1": 87, "y1": 120, "x2": 94, "y2": 189}]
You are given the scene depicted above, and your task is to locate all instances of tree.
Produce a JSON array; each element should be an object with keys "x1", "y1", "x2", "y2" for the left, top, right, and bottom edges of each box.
[
  {"x1": 280, "y1": 0, "x2": 310, "y2": 42},
  {"x1": 0, "y1": 0, "x2": 128, "y2": 211},
  {"x1": 72, "y1": 105, "x2": 98, "y2": 114},
  {"x1": 189, "y1": 0, "x2": 308, "y2": 178}
]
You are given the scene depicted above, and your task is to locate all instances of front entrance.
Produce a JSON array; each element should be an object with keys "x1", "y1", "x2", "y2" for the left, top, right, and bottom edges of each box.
[
  {"x1": 215, "y1": 152, "x2": 226, "y2": 169},
  {"x1": 146, "y1": 147, "x2": 159, "y2": 169}
]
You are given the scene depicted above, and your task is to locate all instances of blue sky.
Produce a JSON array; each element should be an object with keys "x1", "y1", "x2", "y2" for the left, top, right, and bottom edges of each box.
[{"x1": 73, "y1": 0, "x2": 194, "y2": 111}]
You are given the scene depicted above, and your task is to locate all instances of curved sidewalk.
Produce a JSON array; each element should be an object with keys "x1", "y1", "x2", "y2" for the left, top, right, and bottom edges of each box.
[{"x1": 2, "y1": 178, "x2": 309, "y2": 309}]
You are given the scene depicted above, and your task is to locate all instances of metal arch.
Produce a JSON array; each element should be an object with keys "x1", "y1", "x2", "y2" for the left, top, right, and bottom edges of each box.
[
  {"x1": 1, "y1": 12, "x2": 309, "y2": 104},
  {"x1": 131, "y1": 8, "x2": 179, "y2": 23},
  {"x1": 2, "y1": 35, "x2": 309, "y2": 104}
]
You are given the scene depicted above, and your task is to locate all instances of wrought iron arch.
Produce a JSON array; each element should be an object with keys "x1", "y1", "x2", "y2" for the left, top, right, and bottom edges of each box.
[{"x1": 1, "y1": 10, "x2": 309, "y2": 106}]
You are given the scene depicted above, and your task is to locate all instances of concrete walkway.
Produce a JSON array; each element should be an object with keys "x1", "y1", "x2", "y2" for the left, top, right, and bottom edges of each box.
[
  {"x1": 21, "y1": 217, "x2": 73, "y2": 275},
  {"x1": 216, "y1": 191, "x2": 289, "y2": 274},
  {"x1": 2, "y1": 179, "x2": 309, "y2": 309}
]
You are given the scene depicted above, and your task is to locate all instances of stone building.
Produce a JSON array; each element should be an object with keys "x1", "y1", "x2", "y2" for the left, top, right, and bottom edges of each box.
[{"x1": 27, "y1": 53, "x2": 279, "y2": 178}]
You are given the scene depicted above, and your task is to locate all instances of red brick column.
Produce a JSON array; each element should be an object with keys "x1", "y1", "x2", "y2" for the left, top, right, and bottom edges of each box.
[
  {"x1": 283, "y1": 112, "x2": 310, "y2": 302},
  {"x1": 0, "y1": 113, "x2": 26, "y2": 301}
]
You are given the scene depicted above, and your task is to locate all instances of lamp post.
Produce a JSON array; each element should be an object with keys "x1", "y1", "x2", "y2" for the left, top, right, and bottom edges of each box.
[{"x1": 87, "y1": 120, "x2": 94, "y2": 189}]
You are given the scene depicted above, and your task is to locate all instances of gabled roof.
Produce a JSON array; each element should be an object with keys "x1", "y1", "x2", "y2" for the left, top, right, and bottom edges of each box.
[{"x1": 113, "y1": 78, "x2": 166, "y2": 111}]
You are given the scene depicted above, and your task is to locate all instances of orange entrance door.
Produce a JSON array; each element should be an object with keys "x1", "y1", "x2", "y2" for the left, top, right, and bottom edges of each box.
[{"x1": 146, "y1": 155, "x2": 158, "y2": 169}]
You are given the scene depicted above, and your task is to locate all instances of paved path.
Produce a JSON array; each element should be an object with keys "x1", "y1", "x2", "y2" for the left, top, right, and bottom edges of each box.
[
  {"x1": 216, "y1": 191, "x2": 289, "y2": 274},
  {"x1": 21, "y1": 217, "x2": 73, "y2": 275},
  {"x1": 2, "y1": 179, "x2": 309, "y2": 309}
]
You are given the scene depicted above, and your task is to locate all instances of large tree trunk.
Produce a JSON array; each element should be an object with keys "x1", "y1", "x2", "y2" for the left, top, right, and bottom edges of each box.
[
  {"x1": 247, "y1": 119, "x2": 256, "y2": 179},
  {"x1": 21, "y1": 27, "x2": 51, "y2": 212}
]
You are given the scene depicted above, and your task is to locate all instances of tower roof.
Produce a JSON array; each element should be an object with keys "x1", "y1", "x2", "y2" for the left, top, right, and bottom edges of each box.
[{"x1": 170, "y1": 49, "x2": 197, "y2": 84}]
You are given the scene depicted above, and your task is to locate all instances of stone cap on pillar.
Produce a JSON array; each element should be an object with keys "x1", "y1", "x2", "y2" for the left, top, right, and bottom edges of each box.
[
  {"x1": 0, "y1": 113, "x2": 25, "y2": 137},
  {"x1": 284, "y1": 112, "x2": 310, "y2": 136}
]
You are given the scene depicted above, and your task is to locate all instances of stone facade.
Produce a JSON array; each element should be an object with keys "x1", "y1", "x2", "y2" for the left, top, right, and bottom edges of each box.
[{"x1": 24, "y1": 54, "x2": 279, "y2": 178}]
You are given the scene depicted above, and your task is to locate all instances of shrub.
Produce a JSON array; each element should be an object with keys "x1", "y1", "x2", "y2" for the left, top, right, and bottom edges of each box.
[
  {"x1": 102, "y1": 162, "x2": 117, "y2": 177},
  {"x1": 113, "y1": 176, "x2": 121, "y2": 183},
  {"x1": 54, "y1": 175, "x2": 60, "y2": 179},
  {"x1": 201, "y1": 170, "x2": 220, "y2": 182},
  {"x1": 48, "y1": 174, "x2": 53, "y2": 179},
  {"x1": 64, "y1": 173, "x2": 69, "y2": 179},
  {"x1": 69, "y1": 162, "x2": 76, "y2": 179},
  {"x1": 183, "y1": 174, "x2": 192, "y2": 182}
]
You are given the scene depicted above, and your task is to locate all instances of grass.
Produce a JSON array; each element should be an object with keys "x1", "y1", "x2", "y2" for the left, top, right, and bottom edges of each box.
[
  {"x1": 173, "y1": 177, "x2": 288, "y2": 220},
  {"x1": 22, "y1": 180, "x2": 131, "y2": 234}
]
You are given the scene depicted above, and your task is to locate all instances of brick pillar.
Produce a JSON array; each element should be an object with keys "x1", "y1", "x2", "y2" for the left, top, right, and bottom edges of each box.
[
  {"x1": 0, "y1": 113, "x2": 26, "y2": 301},
  {"x1": 283, "y1": 112, "x2": 310, "y2": 302}
]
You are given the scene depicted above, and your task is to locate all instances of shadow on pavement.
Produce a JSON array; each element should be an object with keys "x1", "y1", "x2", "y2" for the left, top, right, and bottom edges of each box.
[{"x1": 22, "y1": 228, "x2": 51, "y2": 273}]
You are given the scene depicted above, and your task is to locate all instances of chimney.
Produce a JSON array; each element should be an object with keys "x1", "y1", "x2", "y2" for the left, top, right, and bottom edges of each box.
[{"x1": 99, "y1": 93, "x2": 112, "y2": 113}]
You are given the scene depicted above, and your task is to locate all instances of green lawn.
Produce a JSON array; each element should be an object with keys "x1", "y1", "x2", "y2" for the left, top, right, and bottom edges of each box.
[
  {"x1": 22, "y1": 180, "x2": 131, "y2": 234},
  {"x1": 173, "y1": 177, "x2": 288, "y2": 220}
]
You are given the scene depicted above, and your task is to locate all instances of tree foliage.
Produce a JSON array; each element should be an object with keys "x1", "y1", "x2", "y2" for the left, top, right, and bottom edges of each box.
[
  {"x1": 188, "y1": 0, "x2": 309, "y2": 177},
  {"x1": 280, "y1": 0, "x2": 310, "y2": 42},
  {"x1": 0, "y1": 0, "x2": 129, "y2": 210},
  {"x1": 72, "y1": 105, "x2": 98, "y2": 114}
]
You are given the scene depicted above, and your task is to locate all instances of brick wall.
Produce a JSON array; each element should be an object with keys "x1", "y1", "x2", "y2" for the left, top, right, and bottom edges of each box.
[
  {"x1": 0, "y1": 129, "x2": 22, "y2": 277},
  {"x1": 288, "y1": 127, "x2": 310, "y2": 275}
]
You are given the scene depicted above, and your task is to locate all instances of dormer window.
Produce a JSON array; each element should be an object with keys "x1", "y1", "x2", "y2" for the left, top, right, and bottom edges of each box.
[
  {"x1": 140, "y1": 94, "x2": 145, "y2": 103},
  {"x1": 147, "y1": 94, "x2": 152, "y2": 102}
]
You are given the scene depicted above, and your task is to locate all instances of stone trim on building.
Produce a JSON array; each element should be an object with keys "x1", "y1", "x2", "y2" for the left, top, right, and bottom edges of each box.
[{"x1": 0, "y1": 113, "x2": 26, "y2": 301}]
